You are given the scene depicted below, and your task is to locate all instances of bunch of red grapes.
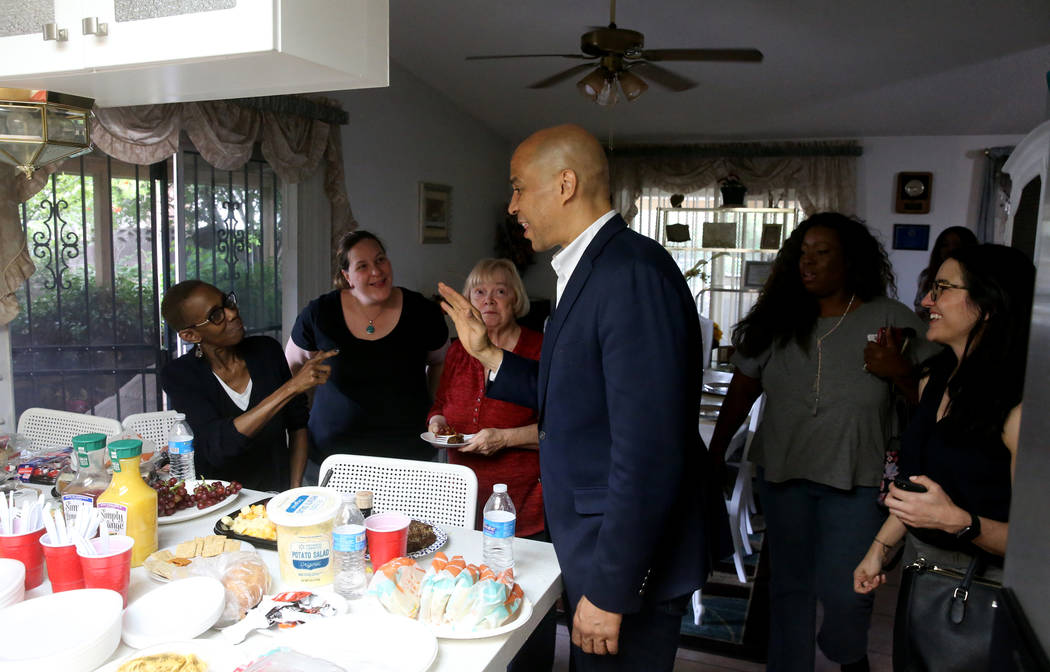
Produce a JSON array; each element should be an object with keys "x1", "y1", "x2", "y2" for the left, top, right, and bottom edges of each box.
[{"x1": 153, "y1": 478, "x2": 243, "y2": 516}]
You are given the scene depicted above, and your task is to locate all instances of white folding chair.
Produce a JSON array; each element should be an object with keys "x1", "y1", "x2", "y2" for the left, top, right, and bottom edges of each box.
[
  {"x1": 16, "y1": 408, "x2": 123, "y2": 451},
  {"x1": 122, "y1": 410, "x2": 180, "y2": 451},
  {"x1": 318, "y1": 454, "x2": 479, "y2": 529}
]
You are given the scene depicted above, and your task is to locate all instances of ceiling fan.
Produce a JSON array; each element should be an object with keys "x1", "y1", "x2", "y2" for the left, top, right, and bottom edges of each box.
[{"x1": 466, "y1": 0, "x2": 762, "y2": 105}]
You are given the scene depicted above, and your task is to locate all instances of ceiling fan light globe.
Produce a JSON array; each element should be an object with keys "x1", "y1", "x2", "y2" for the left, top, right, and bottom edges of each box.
[
  {"x1": 618, "y1": 71, "x2": 648, "y2": 101},
  {"x1": 595, "y1": 79, "x2": 618, "y2": 106},
  {"x1": 576, "y1": 68, "x2": 606, "y2": 101}
]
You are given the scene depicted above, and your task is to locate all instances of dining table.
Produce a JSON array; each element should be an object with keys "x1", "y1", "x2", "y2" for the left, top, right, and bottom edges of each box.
[{"x1": 18, "y1": 483, "x2": 564, "y2": 672}]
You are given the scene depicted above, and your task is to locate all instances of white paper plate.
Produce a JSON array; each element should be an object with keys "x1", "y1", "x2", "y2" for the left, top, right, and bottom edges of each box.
[
  {"x1": 0, "y1": 589, "x2": 123, "y2": 672},
  {"x1": 122, "y1": 576, "x2": 226, "y2": 649},
  {"x1": 278, "y1": 612, "x2": 438, "y2": 672},
  {"x1": 96, "y1": 639, "x2": 248, "y2": 672},
  {"x1": 420, "y1": 431, "x2": 476, "y2": 448},
  {"x1": 158, "y1": 479, "x2": 241, "y2": 525}
]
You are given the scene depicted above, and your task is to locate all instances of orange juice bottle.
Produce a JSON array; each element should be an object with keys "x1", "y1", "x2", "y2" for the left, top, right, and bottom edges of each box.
[{"x1": 97, "y1": 438, "x2": 158, "y2": 567}]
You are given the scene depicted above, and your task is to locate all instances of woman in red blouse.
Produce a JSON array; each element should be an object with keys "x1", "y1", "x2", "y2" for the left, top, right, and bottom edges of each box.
[{"x1": 428, "y1": 258, "x2": 544, "y2": 537}]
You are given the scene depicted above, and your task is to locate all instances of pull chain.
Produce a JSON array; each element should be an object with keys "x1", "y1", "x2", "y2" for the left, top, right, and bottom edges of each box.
[{"x1": 812, "y1": 294, "x2": 855, "y2": 416}]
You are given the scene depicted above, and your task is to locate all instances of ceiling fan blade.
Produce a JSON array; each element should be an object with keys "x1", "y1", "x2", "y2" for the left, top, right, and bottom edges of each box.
[
  {"x1": 527, "y1": 63, "x2": 600, "y2": 89},
  {"x1": 629, "y1": 62, "x2": 697, "y2": 92},
  {"x1": 638, "y1": 48, "x2": 763, "y2": 63},
  {"x1": 466, "y1": 53, "x2": 593, "y2": 61}
]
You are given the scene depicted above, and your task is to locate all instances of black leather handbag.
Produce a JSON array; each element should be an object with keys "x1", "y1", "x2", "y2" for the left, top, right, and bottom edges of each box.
[{"x1": 893, "y1": 555, "x2": 1001, "y2": 672}]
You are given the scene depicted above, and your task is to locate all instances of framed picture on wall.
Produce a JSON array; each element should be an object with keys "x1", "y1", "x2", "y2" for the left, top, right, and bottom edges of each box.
[
  {"x1": 419, "y1": 182, "x2": 452, "y2": 244},
  {"x1": 893, "y1": 223, "x2": 931, "y2": 251}
]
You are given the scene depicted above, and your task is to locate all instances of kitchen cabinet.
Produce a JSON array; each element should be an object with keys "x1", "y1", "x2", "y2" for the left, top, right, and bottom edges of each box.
[{"x1": 0, "y1": 0, "x2": 388, "y2": 105}]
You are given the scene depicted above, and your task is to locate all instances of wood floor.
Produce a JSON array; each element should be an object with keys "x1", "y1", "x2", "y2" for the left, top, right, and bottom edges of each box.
[{"x1": 551, "y1": 565, "x2": 901, "y2": 671}]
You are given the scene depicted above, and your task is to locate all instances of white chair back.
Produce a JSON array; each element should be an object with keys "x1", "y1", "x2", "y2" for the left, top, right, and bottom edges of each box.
[
  {"x1": 16, "y1": 408, "x2": 123, "y2": 451},
  {"x1": 122, "y1": 411, "x2": 180, "y2": 450},
  {"x1": 318, "y1": 454, "x2": 479, "y2": 529}
]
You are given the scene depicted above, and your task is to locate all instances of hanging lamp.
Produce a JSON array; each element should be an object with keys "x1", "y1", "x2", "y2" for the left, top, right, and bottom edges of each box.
[{"x1": 0, "y1": 88, "x2": 94, "y2": 179}]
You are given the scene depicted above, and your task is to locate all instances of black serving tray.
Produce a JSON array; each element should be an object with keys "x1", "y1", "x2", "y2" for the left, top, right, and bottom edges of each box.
[{"x1": 213, "y1": 496, "x2": 277, "y2": 550}]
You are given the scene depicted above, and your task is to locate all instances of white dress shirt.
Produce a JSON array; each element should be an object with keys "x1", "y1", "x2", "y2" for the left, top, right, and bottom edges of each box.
[
  {"x1": 550, "y1": 209, "x2": 617, "y2": 308},
  {"x1": 489, "y1": 210, "x2": 618, "y2": 382}
]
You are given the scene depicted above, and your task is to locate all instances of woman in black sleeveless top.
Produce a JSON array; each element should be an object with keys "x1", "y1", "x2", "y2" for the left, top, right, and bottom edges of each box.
[{"x1": 854, "y1": 243, "x2": 1033, "y2": 589}]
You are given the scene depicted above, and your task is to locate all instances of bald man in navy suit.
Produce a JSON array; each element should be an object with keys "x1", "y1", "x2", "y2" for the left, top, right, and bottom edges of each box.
[{"x1": 439, "y1": 124, "x2": 728, "y2": 671}]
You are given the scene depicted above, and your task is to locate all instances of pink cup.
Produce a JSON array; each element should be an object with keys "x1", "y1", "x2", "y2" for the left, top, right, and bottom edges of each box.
[
  {"x1": 78, "y1": 535, "x2": 134, "y2": 607},
  {"x1": 365, "y1": 512, "x2": 411, "y2": 570},
  {"x1": 0, "y1": 526, "x2": 45, "y2": 590},
  {"x1": 39, "y1": 533, "x2": 85, "y2": 592}
]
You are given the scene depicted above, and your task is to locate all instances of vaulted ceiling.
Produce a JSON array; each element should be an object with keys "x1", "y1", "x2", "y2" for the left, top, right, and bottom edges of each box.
[{"x1": 389, "y1": 0, "x2": 1050, "y2": 142}]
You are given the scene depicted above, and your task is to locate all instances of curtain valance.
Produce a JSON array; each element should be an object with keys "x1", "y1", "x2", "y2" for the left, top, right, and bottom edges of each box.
[{"x1": 0, "y1": 97, "x2": 354, "y2": 325}]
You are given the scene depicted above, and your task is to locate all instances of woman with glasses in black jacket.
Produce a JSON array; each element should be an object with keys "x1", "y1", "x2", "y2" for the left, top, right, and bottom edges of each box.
[{"x1": 160, "y1": 280, "x2": 335, "y2": 490}]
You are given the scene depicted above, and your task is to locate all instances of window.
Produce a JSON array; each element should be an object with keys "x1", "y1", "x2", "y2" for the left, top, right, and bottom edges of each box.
[{"x1": 630, "y1": 186, "x2": 800, "y2": 343}]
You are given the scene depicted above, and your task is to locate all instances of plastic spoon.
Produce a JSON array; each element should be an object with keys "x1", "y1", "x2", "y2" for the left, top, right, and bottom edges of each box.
[
  {"x1": 99, "y1": 517, "x2": 110, "y2": 552},
  {"x1": 41, "y1": 505, "x2": 59, "y2": 543},
  {"x1": 54, "y1": 509, "x2": 69, "y2": 545},
  {"x1": 0, "y1": 490, "x2": 9, "y2": 534}
]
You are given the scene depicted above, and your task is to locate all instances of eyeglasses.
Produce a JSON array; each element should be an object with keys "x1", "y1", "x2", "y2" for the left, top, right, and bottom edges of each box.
[
  {"x1": 184, "y1": 291, "x2": 237, "y2": 330},
  {"x1": 929, "y1": 280, "x2": 967, "y2": 301}
]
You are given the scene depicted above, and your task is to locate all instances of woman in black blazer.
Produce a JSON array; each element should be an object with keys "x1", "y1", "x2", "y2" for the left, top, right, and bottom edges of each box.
[{"x1": 160, "y1": 280, "x2": 335, "y2": 490}]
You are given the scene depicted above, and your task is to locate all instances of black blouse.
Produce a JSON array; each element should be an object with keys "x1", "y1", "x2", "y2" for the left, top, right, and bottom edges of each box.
[
  {"x1": 290, "y1": 288, "x2": 448, "y2": 462},
  {"x1": 159, "y1": 336, "x2": 308, "y2": 491},
  {"x1": 898, "y1": 356, "x2": 1012, "y2": 561}
]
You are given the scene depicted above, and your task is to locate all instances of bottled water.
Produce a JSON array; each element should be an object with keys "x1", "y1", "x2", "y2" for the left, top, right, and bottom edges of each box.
[
  {"x1": 333, "y1": 494, "x2": 368, "y2": 599},
  {"x1": 482, "y1": 483, "x2": 516, "y2": 575},
  {"x1": 167, "y1": 413, "x2": 196, "y2": 481}
]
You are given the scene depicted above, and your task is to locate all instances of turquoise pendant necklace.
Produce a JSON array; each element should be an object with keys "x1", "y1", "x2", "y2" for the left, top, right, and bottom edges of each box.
[{"x1": 362, "y1": 301, "x2": 384, "y2": 335}]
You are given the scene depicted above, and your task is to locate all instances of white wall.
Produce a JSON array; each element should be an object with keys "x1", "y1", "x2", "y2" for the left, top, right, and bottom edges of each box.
[
  {"x1": 855, "y1": 134, "x2": 1022, "y2": 303},
  {"x1": 324, "y1": 64, "x2": 549, "y2": 307}
]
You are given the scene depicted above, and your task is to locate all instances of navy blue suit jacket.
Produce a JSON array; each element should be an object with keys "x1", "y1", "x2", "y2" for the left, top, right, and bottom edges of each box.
[{"x1": 490, "y1": 215, "x2": 726, "y2": 614}]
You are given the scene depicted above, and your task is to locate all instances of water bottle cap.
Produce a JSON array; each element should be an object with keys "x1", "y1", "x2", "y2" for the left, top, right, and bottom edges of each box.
[
  {"x1": 174, "y1": 413, "x2": 186, "y2": 421},
  {"x1": 493, "y1": 483, "x2": 508, "y2": 494}
]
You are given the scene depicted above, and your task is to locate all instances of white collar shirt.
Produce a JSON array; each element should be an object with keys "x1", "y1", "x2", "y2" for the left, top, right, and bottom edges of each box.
[{"x1": 551, "y1": 209, "x2": 617, "y2": 307}]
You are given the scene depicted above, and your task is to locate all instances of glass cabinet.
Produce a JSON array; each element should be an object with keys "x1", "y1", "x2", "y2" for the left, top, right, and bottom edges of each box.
[{"x1": 658, "y1": 206, "x2": 799, "y2": 336}]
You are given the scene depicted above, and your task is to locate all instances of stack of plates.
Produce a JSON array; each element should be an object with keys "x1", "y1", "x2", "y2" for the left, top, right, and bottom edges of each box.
[{"x1": 0, "y1": 558, "x2": 25, "y2": 608}]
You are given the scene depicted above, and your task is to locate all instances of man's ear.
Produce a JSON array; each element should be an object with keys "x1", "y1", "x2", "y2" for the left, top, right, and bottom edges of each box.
[{"x1": 558, "y1": 169, "x2": 578, "y2": 204}]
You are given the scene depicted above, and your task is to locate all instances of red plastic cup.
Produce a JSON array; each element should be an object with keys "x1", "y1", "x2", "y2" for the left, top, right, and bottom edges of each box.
[
  {"x1": 0, "y1": 526, "x2": 45, "y2": 590},
  {"x1": 39, "y1": 533, "x2": 84, "y2": 592},
  {"x1": 364, "y1": 512, "x2": 410, "y2": 570},
  {"x1": 78, "y1": 535, "x2": 134, "y2": 607}
]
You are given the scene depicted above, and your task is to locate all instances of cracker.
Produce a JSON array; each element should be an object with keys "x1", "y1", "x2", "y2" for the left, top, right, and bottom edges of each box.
[
  {"x1": 171, "y1": 557, "x2": 193, "y2": 567},
  {"x1": 223, "y1": 538, "x2": 242, "y2": 553},
  {"x1": 202, "y1": 535, "x2": 226, "y2": 558},
  {"x1": 174, "y1": 541, "x2": 197, "y2": 559}
]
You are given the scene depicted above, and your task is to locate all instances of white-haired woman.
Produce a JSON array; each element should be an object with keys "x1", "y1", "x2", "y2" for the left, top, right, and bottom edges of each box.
[
  {"x1": 428, "y1": 258, "x2": 551, "y2": 671},
  {"x1": 428, "y1": 258, "x2": 544, "y2": 535}
]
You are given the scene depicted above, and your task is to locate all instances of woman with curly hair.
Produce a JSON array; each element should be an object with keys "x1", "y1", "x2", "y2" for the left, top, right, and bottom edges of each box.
[{"x1": 708, "y1": 212, "x2": 940, "y2": 672}]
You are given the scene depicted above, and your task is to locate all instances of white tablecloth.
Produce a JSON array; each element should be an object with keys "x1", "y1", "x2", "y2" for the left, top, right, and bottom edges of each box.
[{"x1": 20, "y1": 486, "x2": 563, "y2": 672}]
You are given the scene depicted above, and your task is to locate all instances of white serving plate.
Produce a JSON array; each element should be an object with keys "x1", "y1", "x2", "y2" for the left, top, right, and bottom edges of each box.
[
  {"x1": 158, "y1": 479, "x2": 241, "y2": 525},
  {"x1": 420, "y1": 431, "x2": 476, "y2": 448},
  {"x1": 427, "y1": 597, "x2": 534, "y2": 640},
  {"x1": 278, "y1": 612, "x2": 438, "y2": 672},
  {"x1": 146, "y1": 540, "x2": 256, "y2": 583},
  {"x1": 122, "y1": 576, "x2": 226, "y2": 649},
  {"x1": 96, "y1": 639, "x2": 248, "y2": 672}
]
